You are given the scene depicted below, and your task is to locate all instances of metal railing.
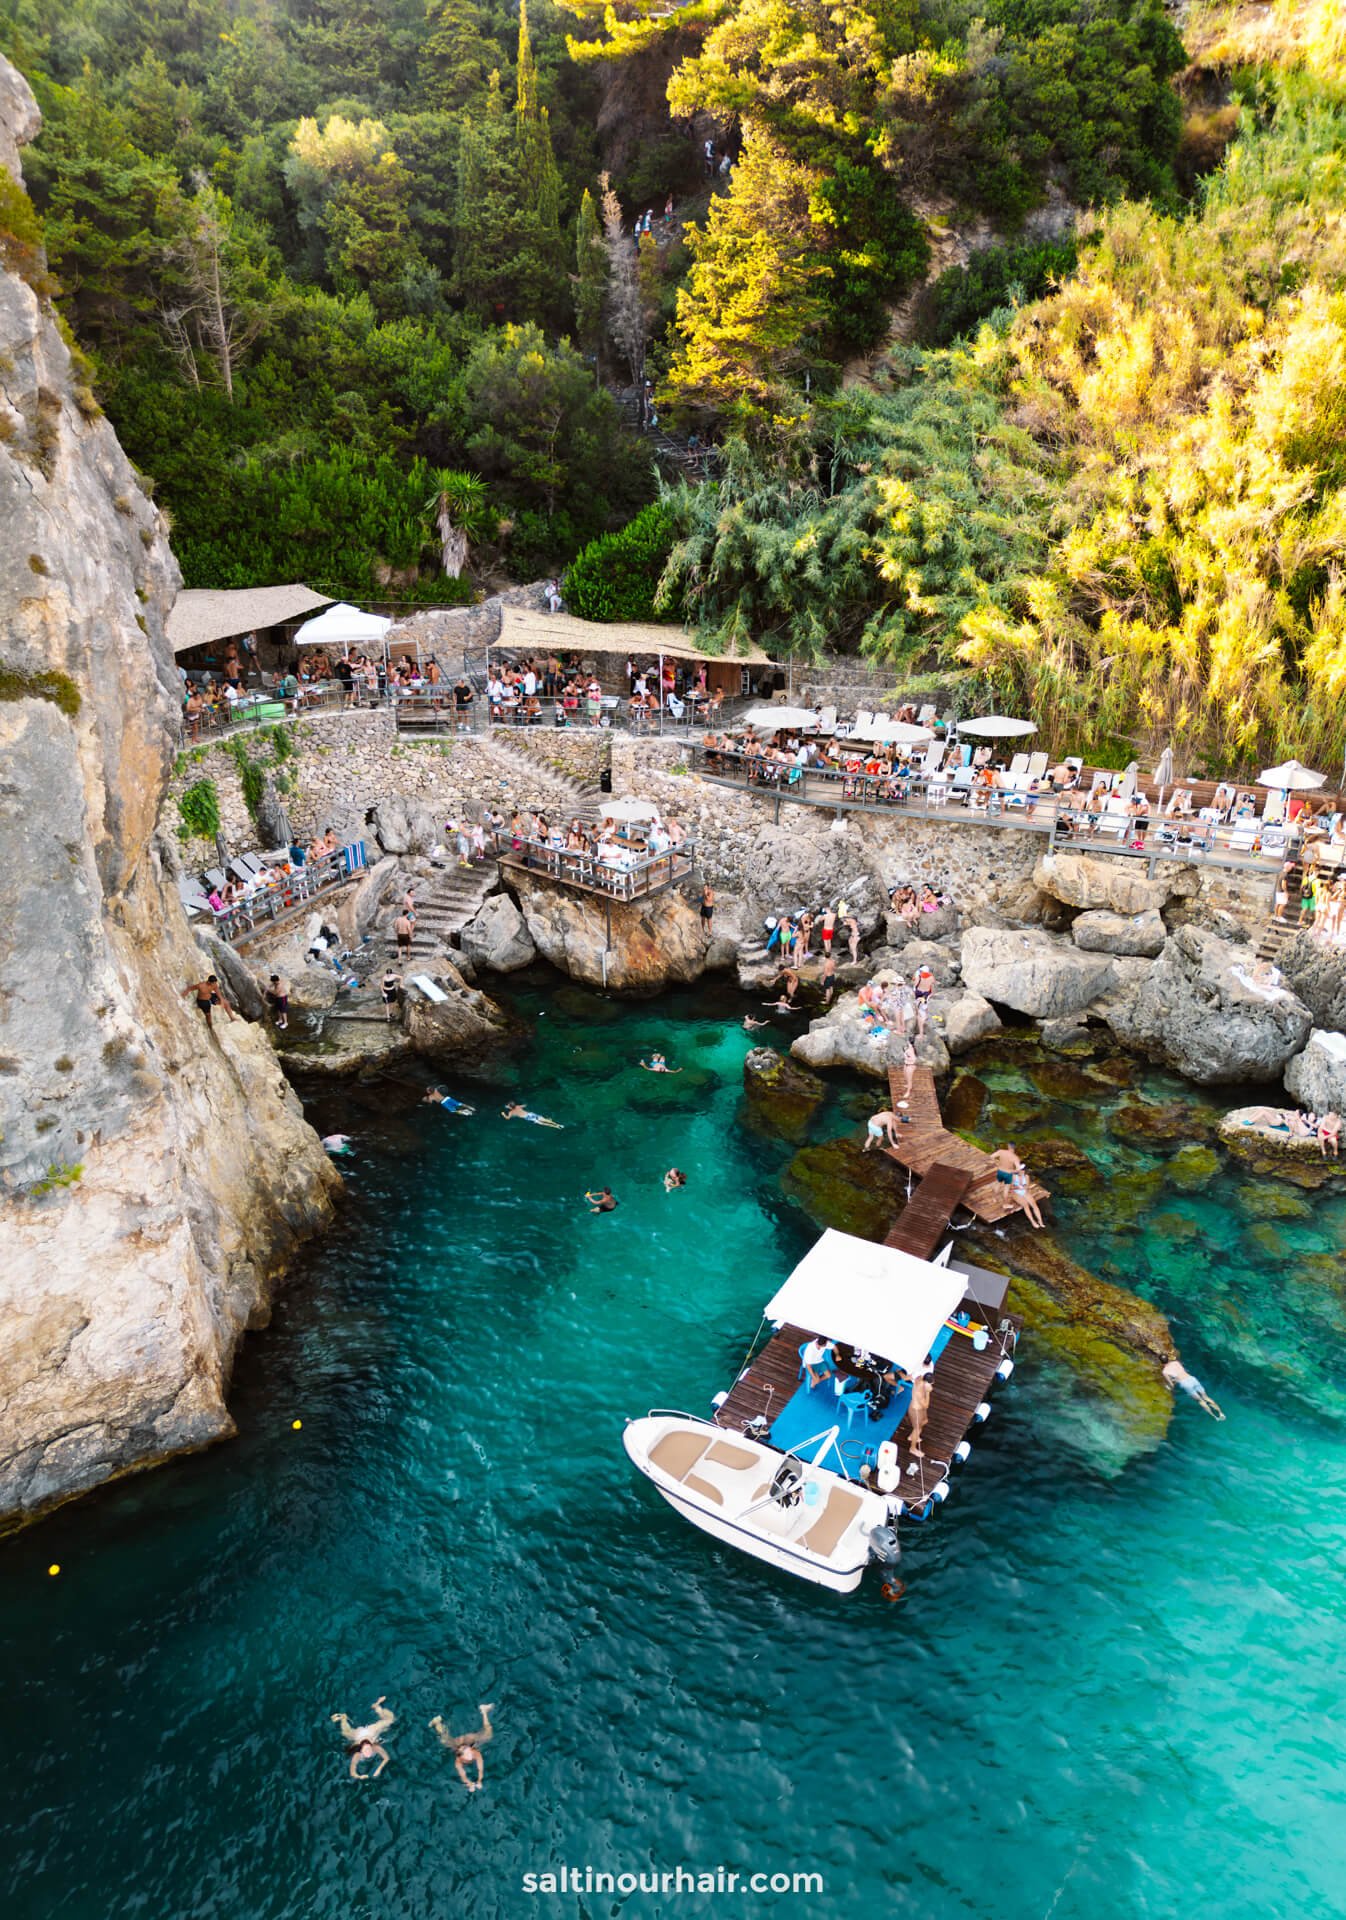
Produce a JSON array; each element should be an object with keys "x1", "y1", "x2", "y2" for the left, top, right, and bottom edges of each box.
[
  {"x1": 195, "y1": 847, "x2": 360, "y2": 945},
  {"x1": 690, "y1": 746, "x2": 1309, "y2": 879},
  {"x1": 489, "y1": 828, "x2": 695, "y2": 901}
]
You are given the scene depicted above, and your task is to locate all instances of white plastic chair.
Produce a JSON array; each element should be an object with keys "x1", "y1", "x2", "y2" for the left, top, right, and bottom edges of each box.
[
  {"x1": 1009, "y1": 752, "x2": 1030, "y2": 777},
  {"x1": 816, "y1": 704, "x2": 837, "y2": 734}
]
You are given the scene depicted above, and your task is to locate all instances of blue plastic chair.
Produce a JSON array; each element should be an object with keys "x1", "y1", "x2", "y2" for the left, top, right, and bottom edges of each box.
[{"x1": 835, "y1": 1379, "x2": 872, "y2": 1430}]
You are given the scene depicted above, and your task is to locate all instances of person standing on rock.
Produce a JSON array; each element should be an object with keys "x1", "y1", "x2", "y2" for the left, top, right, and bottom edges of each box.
[
  {"x1": 820, "y1": 906, "x2": 836, "y2": 958},
  {"x1": 266, "y1": 973, "x2": 290, "y2": 1032},
  {"x1": 912, "y1": 965, "x2": 934, "y2": 1035},
  {"x1": 182, "y1": 975, "x2": 237, "y2": 1031},
  {"x1": 394, "y1": 912, "x2": 414, "y2": 962},
  {"x1": 820, "y1": 951, "x2": 837, "y2": 1007},
  {"x1": 381, "y1": 968, "x2": 402, "y2": 1023},
  {"x1": 899, "y1": 1038, "x2": 917, "y2": 1107},
  {"x1": 700, "y1": 884, "x2": 714, "y2": 938}
]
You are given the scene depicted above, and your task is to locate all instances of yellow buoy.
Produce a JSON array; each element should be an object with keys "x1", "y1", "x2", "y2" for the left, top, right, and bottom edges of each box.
[
  {"x1": 292, "y1": 1419, "x2": 303, "y2": 1430},
  {"x1": 47, "y1": 1564, "x2": 60, "y2": 1577}
]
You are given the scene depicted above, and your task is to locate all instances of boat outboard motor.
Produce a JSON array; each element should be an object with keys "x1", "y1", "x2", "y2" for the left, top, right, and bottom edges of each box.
[{"x1": 868, "y1": 1523, "x2": 901, "y2": 1565}]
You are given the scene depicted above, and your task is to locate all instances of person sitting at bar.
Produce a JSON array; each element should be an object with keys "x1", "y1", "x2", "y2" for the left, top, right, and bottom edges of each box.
[{"x1": 800, "y1": 1337, "x2": 834, "y2": 1388}]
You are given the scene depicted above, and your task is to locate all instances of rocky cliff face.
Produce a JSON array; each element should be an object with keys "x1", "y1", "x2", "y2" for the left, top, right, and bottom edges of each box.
[{"x1": 0, "y1": 61, "x2": 338, "y2": 1527}]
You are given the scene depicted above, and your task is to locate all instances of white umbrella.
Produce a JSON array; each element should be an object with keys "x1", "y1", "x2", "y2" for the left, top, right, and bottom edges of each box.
[
  {"x1": 740, "y1": 705, "x2": 818, "y2": 731},
  {"x1": 294, "y1": 602, "x2": 392, "y2": 649},
  {"x1": 1256, "y1": 759, "x2": 1326, "y2": 790},
  {"x1": 1153, "y1": 745, "x2": 1174, "y2": 813},
  {"x1": 862, "y1": 719, "x2": 934, "y2": 746},
  {"x1": 957, "y1": 714, "x2": 1037, "y2": 738},
  {"x1": 599, "y1": 797, "x2": 661, "y2": 822}
]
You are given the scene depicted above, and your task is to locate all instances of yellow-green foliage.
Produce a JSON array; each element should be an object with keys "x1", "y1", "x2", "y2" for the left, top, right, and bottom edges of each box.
[{"x1": 954, "y1": 94, "x2": 1346, "y2": 770}]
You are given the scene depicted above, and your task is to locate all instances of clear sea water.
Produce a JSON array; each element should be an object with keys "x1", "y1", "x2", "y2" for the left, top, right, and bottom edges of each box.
[{"x1": 4, "y1": 979, "x2": 1345, "y2": 1920}]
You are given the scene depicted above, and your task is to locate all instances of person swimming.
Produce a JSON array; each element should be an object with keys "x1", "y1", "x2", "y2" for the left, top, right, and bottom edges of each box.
[
  {"x1": 429, "y1": 1704, "x2": 494, "y2": 1793},
  {"x1": 664, "y1": 1168, "x2": 686, "y2": 1191},
  {"x1": 585, "y1": 1187, "x2": 618, "y2": 1212},
  {"x1": 321, "y1": 1134, "x2": 354, "y2": 1156},
  {"x1": 502, "y1": 1102, "x2": 563, "y2": 1128},
  {"x1": 423, "y1": 1087, "x2": 474, "y2": 1116},
  {"x1": 332, "y1": 1696, "x2": 394, "y2": 1779},
  {"x1": 640, "y1": 1053, "x2": 681, "y2": 1073}
]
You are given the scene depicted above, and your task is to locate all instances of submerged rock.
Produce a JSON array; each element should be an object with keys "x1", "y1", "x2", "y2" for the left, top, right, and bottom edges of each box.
[
  {"x1": 1167, "y1": 1143, "x2": 1220, "y2": 1190},
  {"x1": 962, "y1": 1230, "x2": 1175, "y2": 1463},
  {"x1": 943, "y1": 1074, "x2": 989, "y2": 1133},
  {"x1": 781, "y1": 1133, "x2": 909, "y2": 1242},
  {"x1": 741, "y1": 1048, "x2": 826, "y2": 1142},
  {"x1": 1018, "y1": 1131, "x2": 1095, "y2": 1172},
  {"x1": 1109, "y1": 1099, "x2": 1201, "y2": 1145}
]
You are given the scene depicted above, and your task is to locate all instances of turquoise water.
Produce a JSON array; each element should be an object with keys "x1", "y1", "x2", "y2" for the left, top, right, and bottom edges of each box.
[{"x1": 4, "y1": 983, "x2": 1345, "y2": 1920}]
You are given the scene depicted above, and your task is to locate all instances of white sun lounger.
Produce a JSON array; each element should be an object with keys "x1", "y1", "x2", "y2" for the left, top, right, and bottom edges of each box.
[{"x1": 409, "y1": 974, "x2": 449, "y2": 1003}]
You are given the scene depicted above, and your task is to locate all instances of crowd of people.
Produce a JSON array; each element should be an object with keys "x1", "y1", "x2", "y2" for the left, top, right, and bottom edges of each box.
[
  {"x1": 1236, "y1": 1105, "x2": 1341, "y2": 1156},
  {"x1": 1274, "y1": 843, "x2": 1346, "y2": 940}
]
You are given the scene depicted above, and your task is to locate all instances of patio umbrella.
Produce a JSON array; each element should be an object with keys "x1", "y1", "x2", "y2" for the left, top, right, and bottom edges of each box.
[
  {"x1": 1256, "y1": 759, "x2": 1326, "y2": 790},
  {"x1": 957, "y1": 714, "x2": 1037, "y2": 738},
  {"x1": 1153, "y1": 744, "x2": 1174, "y2": 814},
  {"x1": 863, "y1": 719, "x2": 933, "y2": 746},
  {"x1": 740, "y1": 705, "x2": 818, "y2": 731},
  {"x1": 600, "y1": 797, "x2": 662, "y2": 822}
]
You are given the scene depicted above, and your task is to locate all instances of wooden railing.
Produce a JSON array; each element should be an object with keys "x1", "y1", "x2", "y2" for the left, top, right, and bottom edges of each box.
[{"x1": 490, "y1": 829, "x2": 695, "y2": 901}]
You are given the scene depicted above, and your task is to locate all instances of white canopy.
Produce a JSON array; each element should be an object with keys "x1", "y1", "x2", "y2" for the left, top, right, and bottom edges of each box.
[
  {"x1": 741, "y1": 706, "x2": 818, "y2": 731},
  {"x1": 600, "y1": 797, "x2": 661, "y2": 822},
  {"x1": 958, "y1": 714, "x2": 1037, "y2": 738},
  {"x1": 294, "y1": 602, "x2": 392, "y2": 649},
  {"x1": 764, "y1": 1229, "x2": 967, "y2": 1376},
  {"x1": 1257, "y1": 759, "x2": 1326, "y2": 791}
]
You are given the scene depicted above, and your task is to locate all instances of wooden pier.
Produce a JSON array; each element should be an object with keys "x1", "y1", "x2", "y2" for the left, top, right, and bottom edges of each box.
[{"x1": 881, "y1": 1065, "x2": 1050, "y2": 1228}]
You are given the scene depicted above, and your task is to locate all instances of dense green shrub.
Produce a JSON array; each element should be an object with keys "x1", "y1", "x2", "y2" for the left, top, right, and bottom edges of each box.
[
  {"x1": 177, "y1": 778, "x2": 221, "y2": 842},
  {"x1": 563, "y1": 503, "x2": 675, "y2": 621},
  {"x1": 924, "y1": 238, "x2": 1081, "y2": 346}
]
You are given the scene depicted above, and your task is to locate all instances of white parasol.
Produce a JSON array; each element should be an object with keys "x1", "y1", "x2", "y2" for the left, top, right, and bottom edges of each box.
[
  {"x1": 294, "y1": 602, "x2": 392, "y2": 650},
  {"x1": 860, "y1": 719, "x2": 933, "y2": 746},
  {"x1": 599, "y1": 797, "x2": 662, "y2": 822},
  {"x1": 957, "y1": 714, "x2": 1037, "y2": 738},
  {"x1": 740, "y1": 706, "x2": 818, "y2": 731},
  {"x1": 1256, "y1": 759, "x2": 1327, "y2": 790}
]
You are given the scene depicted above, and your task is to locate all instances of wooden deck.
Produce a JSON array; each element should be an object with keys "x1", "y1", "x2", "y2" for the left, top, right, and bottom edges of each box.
[
  {"x1": 714, "y1": 1315, "x2": 1016, "y2": 1503},
  {"x1": 885, "y1": 1162, "x2": 972, "y2": 1258},
  {"x1": 882, "y1": 1066, "x2": 1049, "y2": 1225}
]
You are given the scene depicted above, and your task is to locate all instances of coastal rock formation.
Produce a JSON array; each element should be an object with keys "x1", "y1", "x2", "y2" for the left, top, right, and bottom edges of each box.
[
  {"x1": 509, "y1": 874, "x2": 714, "y2": 992},
  {"x1": 741, "y1": 1047, "x2": 826, "y2": 1142},
  {"x1": 1220, "y1": 1109, "x2": 1345, "y2": 1187},
  {"x1": 790, "y1": 991, "x2": 950, "y2": 1079},
  {"x1": 401, "y1": 962, "x2": 519, "y2": 1065},
  {"x1": 1071, "y1": 908, "x2": 1167, "y2": 957},
  {"x1": 0, "y1": 61, "x2": 337, "y2": 1525},
  {"x1": 1103, "y1": 926, "x2": 1312, "y2": 1084},
  {"x1": 371, "y1": 795, "x2": 441, "y2": 856},
  {"x1": 1034, "y1": 851, "x2": 1196, "y2": 916},
  {"x1": 1284, "y1": 1031, "x2": 1346, "y2": 1114},
  {"x1": 1274, "y1": 932, "x2": 1346, "y2": 1033},
  {"x1": 781, "y1": 1133, "x2": 912, "y2": 1242},
  {"x1": 460, "y1": 892, "x2": 537, "y2": 973},
  {"x1": 960, "y1": 927, "x2": 1116, "y2": 1018},
  {"x1": 941, "y1": 992, "x2": 1001, "y2": 1055}
]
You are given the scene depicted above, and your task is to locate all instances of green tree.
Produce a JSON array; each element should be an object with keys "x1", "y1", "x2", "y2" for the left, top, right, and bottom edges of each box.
[
  {"x1": 573, "y1": 184, "x2": 605, "y2": 360},
  {"x1": 417, "y1": 0, "x2": 503, "y2": 111}
]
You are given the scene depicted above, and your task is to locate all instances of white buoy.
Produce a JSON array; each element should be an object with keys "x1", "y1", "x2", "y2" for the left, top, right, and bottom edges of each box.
[
  {"x1": 953, "y1": 1440, "x2": 972, "y2": 1464},
  {"x1": 996, "y1": 1357, "x2": 1015, "y2": 1381},
  {"x1": 933, "y1": 1479, "x2": 952, "y2": 1503},
  {"x1": 973, "y1": 1401, "x2": 992, "y2": 1424},
  {"x1": 711, "y1": 1390, "x2": 728, "y2": 1408}
]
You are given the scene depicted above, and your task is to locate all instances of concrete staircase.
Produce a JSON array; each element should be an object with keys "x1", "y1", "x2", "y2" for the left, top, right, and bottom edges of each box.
[
  {"x1": 397, "y1": 858, "x2": 500, "y2": 967},
  {"x1": 1255, "y1": 856, "x2": 1307, "y2": 962}
]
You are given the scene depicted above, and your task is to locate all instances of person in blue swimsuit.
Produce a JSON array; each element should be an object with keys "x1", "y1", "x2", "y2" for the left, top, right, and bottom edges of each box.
[
  {"x1": 423, "y1": 1087, "x2": 474, "y2": 1116},
  {"x1": 502, "y1": 1102, "x2": 563, "y2": 1128}
]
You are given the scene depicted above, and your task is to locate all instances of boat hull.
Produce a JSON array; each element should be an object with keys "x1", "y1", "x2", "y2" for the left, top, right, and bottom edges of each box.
[{"x1": 623, "y1": 1414, "x2": 879, "y2": 1595}]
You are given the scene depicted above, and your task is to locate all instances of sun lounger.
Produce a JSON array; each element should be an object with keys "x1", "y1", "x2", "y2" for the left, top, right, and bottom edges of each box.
[{"x1": 409, "y1": 974, "x2": 448, "y2": 1003}]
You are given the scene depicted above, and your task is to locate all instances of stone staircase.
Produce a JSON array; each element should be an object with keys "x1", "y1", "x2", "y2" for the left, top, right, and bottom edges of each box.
[
  {"x1": 1255, "y1": 856, "x2": 1307, "y2": 963},
  {"x1": 473, "y1": 733, "x2": 607, "y2": 829},
  {"x1": 397, "y1": 858, "x2": 500, "y2": 967}
]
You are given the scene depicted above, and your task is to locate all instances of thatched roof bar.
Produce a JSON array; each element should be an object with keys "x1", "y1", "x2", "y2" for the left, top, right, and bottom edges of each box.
[
  {"x1": 167, "y1": 585, "x2": 334, "y2": 654},
  {"x1": 496, "y1": 606, "x2": 778, "y2": 667}
]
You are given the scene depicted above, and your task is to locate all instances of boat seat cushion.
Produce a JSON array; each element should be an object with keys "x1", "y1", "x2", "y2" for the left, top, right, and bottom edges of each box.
[
  {"x1": 650, "y1": 1431, "x2": 710, "y2": 1480},
  {"x1": 705, "y1": 1441, "x2": 758, "y2": 1472},
  {"x1": 682, "y1": 1472, "x2": 725, "y2": 1507},
  {"x1": 801, "y1": 1489, "x2": 863, "y2": 1558}
]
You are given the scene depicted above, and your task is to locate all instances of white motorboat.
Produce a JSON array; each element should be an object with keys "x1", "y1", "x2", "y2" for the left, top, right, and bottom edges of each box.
[{"x1": 624, "y1": 1229, "x2": 1019, "y2": 1593}]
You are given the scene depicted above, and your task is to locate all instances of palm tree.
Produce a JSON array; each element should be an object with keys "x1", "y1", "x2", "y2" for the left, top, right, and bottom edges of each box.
[{"x1": 425, "y1": 470, "x2": 492, "y2": 578}]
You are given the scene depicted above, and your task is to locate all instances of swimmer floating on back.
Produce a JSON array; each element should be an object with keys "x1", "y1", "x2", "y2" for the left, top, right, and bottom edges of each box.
[
  {"x1": 640, "y1": 1053, "x2": 681, "y2": 1073},
  {"x1": 423, "y1": 1087, "x2": 475, "y2": 1116},
  {"x1": 502, "y1": 1102, "x2": 563, "y2": 1128}
]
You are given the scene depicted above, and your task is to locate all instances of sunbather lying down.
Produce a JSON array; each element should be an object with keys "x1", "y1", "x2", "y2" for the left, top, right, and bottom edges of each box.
[{"x1": 1238, "y1": 1106, "x2": 1314, "y2": 1136}]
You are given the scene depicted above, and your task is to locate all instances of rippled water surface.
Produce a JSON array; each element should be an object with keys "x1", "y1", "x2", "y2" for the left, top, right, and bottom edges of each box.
[{"x1": 4, "y1": 982, "x2": 1345, "y2": 1920}]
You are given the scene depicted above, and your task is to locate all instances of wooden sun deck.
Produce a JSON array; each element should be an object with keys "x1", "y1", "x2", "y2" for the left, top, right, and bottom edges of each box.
[
  {"x1": 714, "y1": 1314, "x2": 1017, "y2": 1502},
  {"x1": 882, "y1": 1066, "x2": 1050, "y2": 1226}
]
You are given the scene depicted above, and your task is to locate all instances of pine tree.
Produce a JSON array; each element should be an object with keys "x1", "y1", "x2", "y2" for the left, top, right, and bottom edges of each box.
[
  {"x1": 417, "y1": 0, "x2": 501, "y2": 112},
  {"x1": 513, "y1": 0, "x2": 564, "y2": 313}
]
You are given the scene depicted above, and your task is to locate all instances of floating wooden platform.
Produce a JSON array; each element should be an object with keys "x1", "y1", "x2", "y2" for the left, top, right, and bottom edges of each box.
[{"x1": 882, "y1": 1065, "x2": 1049, "y2": 1226}]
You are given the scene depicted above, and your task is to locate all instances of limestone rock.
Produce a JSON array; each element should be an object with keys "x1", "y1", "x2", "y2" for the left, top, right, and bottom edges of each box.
[
  {"x1": 459, "y1": 893, "x2": 537, "y2": 974},
  {"x1": 1284, "y1": 1031, "x2": 1346, "y2": 1114},
  {"x1": 401, "y1": 961, "x2": 518, "y2": 1065},
  {"x1": 1071, "y1": 908, "x2": 1166, "y2": 958},
  {"x1": 1276, "y1": 935, "x2": 1346, "y2": 1033},
  {"x1": 372, "y1": 795, "x2": 439, "y2": 856},
  {"x1": 0, "y1": 56, "x2": 38, "y2": 182},
  {"x1": 512, "y1": 875, "x2": 710, "y2": 993},
  {"x1": 1221, "y1": 1109, "x2": 1346, "y2": 1187},
  {"x1": 790, "y1": 991, "x2": 948, "y2": 1080},
  {"x1": 900, "y1": 937, "x2": 960, "y2": 985},
  {"x1": 1102, "y1": 926, "x2": 1312, "y2": 1084},
  {"x1": 1039, "y1": 1016, "x2": 1093, "y2": 1055},
  {"x1": 1034, "y1": 851, "x2": 1186, "y2": 916},
  {"x1": 0, "y1": 63, "x2": 336, "y2": 1527},
  {"x1": 741, "y1": 1047, "x2": 826, "y2": 1142},
  {"x1": 195, "y1": 931, "x2": 267, "y2": 1023},
  {"x1": 960, "y1": 926, "x2": 1116, "y2": 1019},
  {"x1": 941, "y1": 991, "x2": 1001, "y2": 1056}
]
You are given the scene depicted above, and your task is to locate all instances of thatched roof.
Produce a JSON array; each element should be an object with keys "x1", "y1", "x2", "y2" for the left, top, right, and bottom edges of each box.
[
  {"x1": 496, "y1": 606, "x2": 778, "y2": 666},
  {"x1": 167, "y1": 585, "x2": 333, "y2": 654}
]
